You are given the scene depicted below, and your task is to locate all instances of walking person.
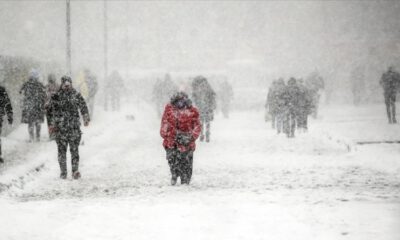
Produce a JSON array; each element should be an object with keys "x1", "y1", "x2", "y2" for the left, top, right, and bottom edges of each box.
[
  {"x1": 104, "y1": 70, "x2": 124, "y2": 111},
  {"x1": 192, "y1": 76, "x2": 216, "y2": 142},
  {"x1": 380, "y1": 66, "x2": 400, "y2": 124},
  {"x1": 48, "y1": 76, "x2": 90, "y2": 179},
  {"x1": 0, "y1": 85, "x2": 13, "y2": 163},
  {"x1": 160, "y1": 92, "x2": 201, "y2": 185},
  {"x1": 19, "y1": 70, "x2": 46, "y2": 142}
]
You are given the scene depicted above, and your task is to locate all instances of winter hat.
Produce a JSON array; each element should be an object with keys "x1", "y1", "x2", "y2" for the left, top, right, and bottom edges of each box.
[
  {"x1": 61, "y1": 75, "x2": 72, "y2": 85},
  {"x1": 48, "y1": 73, "x2": 56, "y2": 83},
  {"x1": 171, "y1": 91, "x2": 191, "y2": 108}
]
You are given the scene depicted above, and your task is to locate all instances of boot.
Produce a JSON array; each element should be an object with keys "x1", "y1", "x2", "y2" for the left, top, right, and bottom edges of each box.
[
  {"x1": 60, "y1": 172, "x2": 67, "y2": 179},
  {"x1": 0, "y1": 157, "x2": 4, "y2": 164},
  {"x1": 72, "y1": 171, "x2": 81, "y2": 180},
  {"x1": 171, "y1": 174, "x2": 177, "y2": 186}
]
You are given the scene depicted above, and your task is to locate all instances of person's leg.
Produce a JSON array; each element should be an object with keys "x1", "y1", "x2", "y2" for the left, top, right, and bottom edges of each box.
[
  {"x1": 182, "y1": 151, "x2": 194, "y2": 184},
  {"x1": 0, "y1": 121, "x2": 3, "y2": 163},
  {"x1": 70, "y1": 134, "x2": 82, "y2": 178},
  {"x1": 391, "y1": 94, "x2": 397, "y2": 123},
  {"x1": 304, "y1": 113, "x2": 308, "y2": 131},
  {"x1": 35, "y1": 121, "x2": 41, "y2": 141},
  {"x1": 200, "y1": 118, "x2": 205, "y2": 141},
  {"x1": 290, "y1": 112, "x2": 296, "y2": 137},
  {"x1": 205, "y1": 120, "x2": 211, "y2": 142},
  {"x1": 283, "y1": 112, "x2": 290, "y2": 137},
  {"x1": 276, "y1": 113, "x2": 282, "y2": 134},
  {"x1": 385, "y1": 94, "x2": 392, "y2": 123},
  {"x1": 166, "y1": 148, "x2": 178, "y2": 185},
  {"x1": 56, "y1": 137, "x2": 68, "y2": 178},
  {"x1": 271, "y1": 113, "x2": 276, "y2": 129},
  {"x1": 28, "y1": 121, "x2": 34, "y2": 142}
]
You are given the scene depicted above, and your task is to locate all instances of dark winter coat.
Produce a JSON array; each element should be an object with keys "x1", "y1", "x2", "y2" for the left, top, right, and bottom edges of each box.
[
  {"x1": 283, "y1": 83, "x2": 301, "y2": 113},
  {"x1": 49, "y1": 87, "x2": 90, "y2": 138},
  {"x1": 192, "y1": 78, "x2": 216, "y2": 121},
  {"x1": 160, "y1": 96, "x2": 201, "y2": 153},
  {"x1": 0, "y1": 86, "x2": 13, "y2": 124},
  {"x1": 380, "y1": 70, "x2": 400, "y2": 96},
  {"x1": 297, "y1": 84, "x2": 313, "y2": 115},
  {"x1": 19, "y1": 78, "x2": 46, "y2": 123}
]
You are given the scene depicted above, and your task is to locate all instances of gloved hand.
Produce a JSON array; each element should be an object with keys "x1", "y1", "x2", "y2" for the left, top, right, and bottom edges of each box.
[
  {"x1": 84, "y1": 120, "x2": 89, "y2": 127},
  {"x1": 176, "y1": 131, "x2": 192, "y2": 146},
  {"x1": 8, "y1": 117, "x2": 13, "y2": 125},
  {"x1": 49, "y1": 125, "x2": 57, "y2": 134}
]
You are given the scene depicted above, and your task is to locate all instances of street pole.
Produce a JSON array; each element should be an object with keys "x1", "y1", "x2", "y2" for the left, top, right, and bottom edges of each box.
[
  {"x1": 103, "y1": 0, "x2": 108, "y2": 81},
  {"x1": 66, "y1": 0, "x2": 71, "y2": 75}
]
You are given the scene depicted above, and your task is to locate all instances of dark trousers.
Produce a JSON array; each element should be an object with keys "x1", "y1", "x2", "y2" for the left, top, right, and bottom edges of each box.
[
  {"x1": 297, "y1": 112, "x2": 308, "y2": 130},
  {"x1": 276, "y1": 112, "x2": 284, "y2": 134},
  {"x1": 165, "y1": 148, "x2": 193, "y2": 184},
  {"x1": 56, "y1": 134, "x2": 82, "y2": 174},
  {"x1": 28, "y1": 121, "x2": 41, "y2": 141},
  {"x1": 384, "y1": 93, "x2": 396, "y2": 123},
  {"x1": 0, "y1": 120, "x2": 2, "y2": 157},
  {"x1": 284, "y1": 110, "x2": 296, "y2": 138}
]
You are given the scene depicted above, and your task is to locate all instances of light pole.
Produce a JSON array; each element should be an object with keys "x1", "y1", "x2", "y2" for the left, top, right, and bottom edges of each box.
[{"x1": 66, "y1": 0, "x2": 71, "y2": 75}]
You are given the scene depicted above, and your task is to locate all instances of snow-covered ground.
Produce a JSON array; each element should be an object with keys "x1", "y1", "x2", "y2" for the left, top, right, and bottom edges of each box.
[{"x1": 0, "y1": 101, "x2": 399, "y2": 240}]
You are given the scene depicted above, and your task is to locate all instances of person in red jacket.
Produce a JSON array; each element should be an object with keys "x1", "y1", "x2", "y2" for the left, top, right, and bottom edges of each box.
[{"x1": 160, "y1": 91, "x2": 201, "y2": 185}]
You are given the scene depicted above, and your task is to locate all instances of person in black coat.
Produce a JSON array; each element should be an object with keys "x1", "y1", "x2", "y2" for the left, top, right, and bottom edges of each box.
[
  {"x1": 48, "y1": 76, "x2": 90, "y2": 179},
  {"x1": 19, "y1": 70, "x2": 46, "y2": 142},
  {"x1": 0, "y1": 85, "x2": 13, "y2": 163}
]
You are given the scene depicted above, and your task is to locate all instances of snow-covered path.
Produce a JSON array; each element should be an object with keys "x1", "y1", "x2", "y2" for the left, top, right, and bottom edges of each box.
[{"x1": 0, "y1": 103, "x2": 399, "y2": 240}]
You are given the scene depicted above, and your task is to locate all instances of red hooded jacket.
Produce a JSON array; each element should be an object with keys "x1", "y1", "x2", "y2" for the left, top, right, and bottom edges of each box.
[{"x1": 160, "y1": 103, "x2": 201, "y2": 152}]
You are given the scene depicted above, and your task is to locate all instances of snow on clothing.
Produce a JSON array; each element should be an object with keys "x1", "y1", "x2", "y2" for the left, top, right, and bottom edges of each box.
[
  {"x1": 19, "y1": 77, "x2": 46, "y2": 124},
  {"x1": 0, "y1": 86, "x2": 13, "y2": 160},
  {"x1": 160, "y1": 92, "x2": 201, "y2": 184},
  {"x1": 48, "y1": 80, "x2": 90, "y2": 176},
  {"x1": 160, "y1": 103, "x2": 201, "y2": 153}
]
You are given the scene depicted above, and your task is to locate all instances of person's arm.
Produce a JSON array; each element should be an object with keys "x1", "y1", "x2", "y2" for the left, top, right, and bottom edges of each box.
[
  {"x1": 3, "y1": 89, "x2": 13, "y2": 124},
  {"x1": 77, "y1": 93, "x2": 90, "y2": 126},
  {"x1": 160, "y1": 105, "x2": 172, "y2": 139}
]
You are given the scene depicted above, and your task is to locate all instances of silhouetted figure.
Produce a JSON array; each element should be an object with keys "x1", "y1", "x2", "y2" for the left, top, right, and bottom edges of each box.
[
  {"x1": 19, "y1": 70, "x2": 46, "y2": 142},
  {"x1": 160, "y1": 92, "x2": 201, "y2": 185},
  {"x1": 0, "y1": 85, "x2": 13, "y2": 163},
  {"x1": 192, "y1": 76, "x2": 216, "y2": 142},
  {"x1": 380, "y1": 66, "x2": 400, "y2": 124},
  {"x1": 48, "y1": 76, "x2": 90, "y2": 179},
  {"x1": 104, "y1": 70, "x2": 124, "y2": 111}
]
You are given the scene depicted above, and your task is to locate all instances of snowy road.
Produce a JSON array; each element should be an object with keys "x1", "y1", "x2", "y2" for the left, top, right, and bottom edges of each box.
[{"x1": 0, "y1": 103, "x2": 399, "y2": 240}]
